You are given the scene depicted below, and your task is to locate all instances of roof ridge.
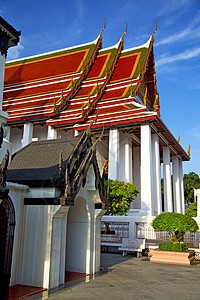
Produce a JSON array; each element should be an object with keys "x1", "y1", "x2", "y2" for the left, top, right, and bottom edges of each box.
[{"x1": 52, "y1": 20, "x2": 107, "y2": 115}]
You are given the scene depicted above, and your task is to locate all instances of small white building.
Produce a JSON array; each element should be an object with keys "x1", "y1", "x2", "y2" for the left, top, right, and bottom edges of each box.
[{"x1": 6, "y1": 129, "x2": 108, "y2": 289}]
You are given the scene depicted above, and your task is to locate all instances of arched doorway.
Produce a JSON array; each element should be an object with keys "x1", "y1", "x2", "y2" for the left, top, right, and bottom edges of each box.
[
  {"x1": 0, "y1": 196, "x2": 15, "y2": 295},
  {"x1": 66, "y1": 196, "x2": 91, "y2": 275}
]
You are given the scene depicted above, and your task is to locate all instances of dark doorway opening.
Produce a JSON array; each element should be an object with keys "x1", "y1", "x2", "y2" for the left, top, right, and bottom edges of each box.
[{"x1": 0, "y1": 195, "x2": 15, "y2": 296}]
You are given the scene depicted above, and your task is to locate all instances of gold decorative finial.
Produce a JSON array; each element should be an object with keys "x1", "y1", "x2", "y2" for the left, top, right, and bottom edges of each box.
[
  {"x1": 101, "y1": 159, "x2": 109, "y2": 175},
  {"x1": 121, "y1": 21, "x2": 127, "y2": 42},
  {"x1": 100, "y1": 18, "x2": 106, "y2": 37},
  {"x1": 143, "y1": 87, "x2": 147, "y2": 106},
  {"x1": 71, "y1": 77, "x2": 74, "y2": 90},
  {"x1": 178, "y1": 135, "x2": 180, "y2": 143},
  {"x1": 151, "y1": 20, "x2": 158, "y2": 42},
  {"x1": 188, "y1": 145, "x2": 191, "y2": 157},
  {"x1": 153, "y1": 94, "x2": 160, "y2": 112},
  {"x1": 81, "y1": 102, "x2": 85, "y2": 118}
]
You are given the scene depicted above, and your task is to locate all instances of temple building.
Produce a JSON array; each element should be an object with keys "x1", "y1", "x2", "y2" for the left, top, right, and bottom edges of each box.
[
  {"x1": 3, "y1": 20, "x2": 189, "y2": 215},
  {"x1": 0, "y1": 17, "x2": 190, "y2": 292}
]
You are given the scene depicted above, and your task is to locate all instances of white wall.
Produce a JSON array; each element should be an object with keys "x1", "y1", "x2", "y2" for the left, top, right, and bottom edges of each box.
[
  {"x1": 8, "y1": 183, "x2": 29, "y2": 286},
  {"x1": 66, "y1": 196, "x2": 91, "y2": 273},
  {"x1": 33, "y1": 125, "x2": 48, "y2": 141},
  {"x1": 96, "y1": 139, "x2": 108, "y2": 174},
  {"x1": 10, "y1": 127, "x2": 23, "y2": 154},
  {"x1": 57, "y1": 128, "x2": 74, "y2": 139}
]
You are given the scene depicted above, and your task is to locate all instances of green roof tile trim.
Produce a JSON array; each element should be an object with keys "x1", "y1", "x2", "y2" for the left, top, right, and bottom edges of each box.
[{"x1": 5, "y1": 42, "x2": 96, "y2": 67}]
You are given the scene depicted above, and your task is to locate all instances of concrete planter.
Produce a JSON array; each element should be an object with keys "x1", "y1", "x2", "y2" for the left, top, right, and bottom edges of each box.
[{"x1": 150, "y1": 249, "x2": 195, "y2": 265}]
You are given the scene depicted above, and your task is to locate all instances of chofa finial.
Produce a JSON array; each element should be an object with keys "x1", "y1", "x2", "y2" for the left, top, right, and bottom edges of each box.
[
  {"x1": 188, "y1": 145, "x2": 191, "y2": 158},
  {"x1": 100, "y1": 18, "x2": 106, "y2": 37},
  {"x1": 121, "y1": 21, "x2": 127, "y2": 41},
  {"x1": 151, "y1": 20, "x2": 158, "y2": 42}
]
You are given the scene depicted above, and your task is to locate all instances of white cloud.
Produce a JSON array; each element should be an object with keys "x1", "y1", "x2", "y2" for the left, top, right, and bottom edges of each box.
[
  {"x1": 7, "y1": 43, "x2": 24, "y2": 61},
  {"x1": 156, "y1": 47, "x2": 200, "y2": 67},
  {"x1": 156, "y1": 11, "x2": 200, "y2": 46}
]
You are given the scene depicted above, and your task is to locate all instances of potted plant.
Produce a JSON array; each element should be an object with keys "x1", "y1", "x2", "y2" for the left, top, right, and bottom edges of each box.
[{"x1": 150, "y1": 212, "x2": 199, "y2": 265}]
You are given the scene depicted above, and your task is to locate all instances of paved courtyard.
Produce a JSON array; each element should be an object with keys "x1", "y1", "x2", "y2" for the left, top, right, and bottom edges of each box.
[{"x1": 32, "y1": 253, "x2": 200, "y2": 299}]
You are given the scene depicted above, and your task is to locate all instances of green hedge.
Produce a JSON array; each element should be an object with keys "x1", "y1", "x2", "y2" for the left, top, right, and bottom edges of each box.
[{"x1": 158, "y1": 242, "x2": 188, "y2": 252}]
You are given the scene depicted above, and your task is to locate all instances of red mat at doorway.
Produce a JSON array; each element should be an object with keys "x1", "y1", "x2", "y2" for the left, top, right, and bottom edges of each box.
[
  {"x1": 4, "y1": 285, "x2": 46, "y2": 300},
  {"x1": 65, "y1": 271, "x2": 88, "y2": 283}
]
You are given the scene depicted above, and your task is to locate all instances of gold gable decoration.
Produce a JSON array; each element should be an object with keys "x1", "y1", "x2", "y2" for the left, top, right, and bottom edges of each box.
[{"x1": 188, "y1": 145, "x2": 191, "y2": 158}]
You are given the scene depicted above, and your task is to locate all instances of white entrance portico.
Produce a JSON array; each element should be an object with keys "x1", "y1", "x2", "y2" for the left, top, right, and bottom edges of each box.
[{"x1": 107, "y1": 121, "x2": 188, "y2": 218}]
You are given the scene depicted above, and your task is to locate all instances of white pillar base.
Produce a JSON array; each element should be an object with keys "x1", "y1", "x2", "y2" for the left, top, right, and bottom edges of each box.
[
  {"x1": 47, "y1": 126, "x2": 57, "y2": 140},
  {"x1": 22, "y1": 122, "x2": 33, "y2": 147}
]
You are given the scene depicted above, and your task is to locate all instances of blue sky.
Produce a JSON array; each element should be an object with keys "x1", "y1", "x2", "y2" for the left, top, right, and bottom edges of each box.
[{"x1": 1, "y1": 0, "x2": 200, "y2": 175}]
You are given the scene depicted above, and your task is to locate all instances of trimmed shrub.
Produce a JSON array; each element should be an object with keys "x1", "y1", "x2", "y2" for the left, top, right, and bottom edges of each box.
[
  {"x1": 158, "y1": 242, "x2": 188, "y2": 252},
  {"x1": 152, "y1": 212, "x2": 198, "y2": 238}
]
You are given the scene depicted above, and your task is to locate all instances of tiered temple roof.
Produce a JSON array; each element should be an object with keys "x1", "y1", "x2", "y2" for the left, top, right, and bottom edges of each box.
[{"x1": 2, "y1": 21, "x2": 190, "y2": 161}]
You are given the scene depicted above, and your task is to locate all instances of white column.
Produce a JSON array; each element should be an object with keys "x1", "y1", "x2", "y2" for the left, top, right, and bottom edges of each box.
[
  {"x1": 74, "y1": 130, "x2": 79, "y2": 137},
  {"x1": 5, "y1": 125, "x2": 11, "y2": 142},
  {"x1": 22, "y1": 122, "x2": 33, "y2": 147},
  {"x1": 131, "y1": 147, "x2": 141, "y2": 209},
  {"x1": 163, "y1": 146, "x2": 173, "y2": 212},
  {"x1": 172, "y1": 156, "x2": 181, "y2": 213},
  {"x1": 49, "y1": 206, "x2": 69, "y2": 289},
  {"x1": 152, "y1": 134, "x2": 162, "y2": 215},
  {"x1": 125, "y1": 137, "x2": 133, "y2": 183},
  {"x1": 108, "y1": 128, "x2": 119, "y2": 180},
  {"x1": 0, "y1": 53, "x2": 6, "y2": 110},
  {"x1": 179, "y1": 159, "x2": 185, "y2": 213},
  {"x1": 141, "y1": 124, "x2": 153, "y2": 216},
  {"x1": 118, "y1": 133, "x2": 132, "y2": 183},
  {"x1": 47, "y1": 125, "x2": 57, "y2": 140}
]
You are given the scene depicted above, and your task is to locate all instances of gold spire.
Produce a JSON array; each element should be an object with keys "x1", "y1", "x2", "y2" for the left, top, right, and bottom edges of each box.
[
  {"x1": 178, "y1": 135, "x2": 180, "y2": 143},
  {"x1": 188, "y1": 145, "x2": 191, "y2": 157},
  {"x1": 151, "y1": 20, "x2": 158, "y2": 42}
]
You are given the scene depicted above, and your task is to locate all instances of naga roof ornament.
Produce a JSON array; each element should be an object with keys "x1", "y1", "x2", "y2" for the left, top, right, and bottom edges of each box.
[{"x1": 151, "y1": 20, "x2": 158, "y2": 43}]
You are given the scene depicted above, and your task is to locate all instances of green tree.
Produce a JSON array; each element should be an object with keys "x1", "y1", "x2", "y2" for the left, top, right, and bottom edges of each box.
[
  {"x1": 152, "y1": 212, "x2": 199, "y2": 243},
  {"x1": 185, "y1": 201, "x2": 197, "y2": 217},
  {"x1": 105, "y1": 180, "x2": 139, "y2": 215},
  {"x1": 184, "y1": 172, "x2": 200, "y2": 203}
]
